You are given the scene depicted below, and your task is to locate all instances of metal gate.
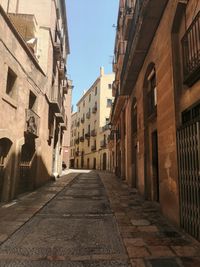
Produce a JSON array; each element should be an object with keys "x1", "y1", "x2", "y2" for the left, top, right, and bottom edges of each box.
[
  {"x1": 177, "y1": 121, "x2": 200, "y2": 241},
  {"x1": 0, "y1": 164, "x2": 4, "y2": 200}
]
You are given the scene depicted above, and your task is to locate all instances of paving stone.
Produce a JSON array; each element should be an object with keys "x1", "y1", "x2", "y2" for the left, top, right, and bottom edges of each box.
[
  {"x1": 171, "y1": 246, "x2": 199, "y2": 257},
  {"x1": 137, "y1": 226, "x2": 158, "y2": 232},
  {"x1": 123, "y1": 238, "x2": 146, "y2": 247},
  {"x1": 148, "y1": 245, "x2": 175, "y2": 257},
  {"x1": 0, "y1": 260, "x2": 130, "y2": 267},
  {"x1": 40, "y1": 199, "x2": 112, "y2": 215},
  {"x1": 0, "y1": 215, "x2": 125, "y2": 258},
  {"x1": 146, "y1": 258, "x2": 181, "y2": 267},
  {"x1": 130, "y1": 259, "x2": 146, "y2": 267},
  {"x1": 131, "y1": 219, "x2": 151, "y2": 226},
  {"x1": 127, "y1": 246, "x2": 150, "y2": 258}
]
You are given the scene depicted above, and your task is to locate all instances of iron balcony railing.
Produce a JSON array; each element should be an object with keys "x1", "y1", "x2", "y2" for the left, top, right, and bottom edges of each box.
[
  {"x1": 25, "y1": 109, "x2": 40, "y2": 137},
  {"x1": 81, "y1": 117, "x2": 85, "y2": 123},
  {"x1": 100, "y1": 140, "x2": 106, "y2": 148},
  {"x1": 91, "y1": 129, "x2": 97, "y2": 137},
  {"x1": 85, "y1": 132, "x2": 90, "y2": 139},
  {"x1": 92, "y1": 106, "x2": 97, "y2": 113},
  {"x1": 182, "y1": 11, "x2": 200, "y2": 86},
  {"x1": 86, "y1": 111, "x2": 91, "y2": 119},
  {"x1": 102, "y1": 124, "x2": 110, "y2": 132},
  {"x1": 49, "y1": 85, "x2": 62, "y2": 113},
  {"x1": 120, "y1": 0, "x2": 144, "y2": 84},
  {"x1": 80, "y1": 136, "x2": 84, "y2": 142},
  {"x1": 91, "y1": 145, "x2": 96, "y2": 151}
]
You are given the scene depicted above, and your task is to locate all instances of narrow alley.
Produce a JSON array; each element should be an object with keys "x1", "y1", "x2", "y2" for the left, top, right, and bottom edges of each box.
[{"x1": 0, "y1": 171, "x2": 199, "y2": 267}]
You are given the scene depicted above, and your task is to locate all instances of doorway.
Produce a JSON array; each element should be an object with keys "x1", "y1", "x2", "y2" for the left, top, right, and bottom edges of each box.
[
  {"x1": 103, "y1": 153, "x2": 107, "y2": 170},
  {"x1": 151, "y1": 130, "x2": 159, "y2": 202},
  {"x1": 93, "y1": 158, "x2": 96, "y2": 169}
]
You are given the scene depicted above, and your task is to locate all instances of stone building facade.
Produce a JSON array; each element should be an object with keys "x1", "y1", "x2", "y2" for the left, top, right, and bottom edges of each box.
[
  {"x1": 0, "y1": 0, "x2": 71, "y2": 202},
  {"x1": 111, "y1": 0, "x2": 200, "y2": 241},
  {"x1": 70, "y1": 67, "x2": 114, "y2": 170}
]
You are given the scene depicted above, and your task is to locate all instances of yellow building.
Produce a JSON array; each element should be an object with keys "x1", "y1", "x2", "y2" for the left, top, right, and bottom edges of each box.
[{"x1": 71, "y1": 67, "x2": 114, "y2": 170}]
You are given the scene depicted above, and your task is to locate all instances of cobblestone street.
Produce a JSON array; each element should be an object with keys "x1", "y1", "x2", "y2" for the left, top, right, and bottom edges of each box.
[{"x1": 0, "y1": 171, "x2": 199, "y2": 267}]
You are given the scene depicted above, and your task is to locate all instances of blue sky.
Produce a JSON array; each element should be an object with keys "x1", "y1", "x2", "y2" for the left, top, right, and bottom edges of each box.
[{"x1": 66, "y1": 0, "x2": 119, "y2": 110}]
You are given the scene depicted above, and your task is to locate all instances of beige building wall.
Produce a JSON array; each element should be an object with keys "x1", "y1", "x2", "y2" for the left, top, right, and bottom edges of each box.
[
  {"x1": 70, "y1": 67, "x2": 114, "y2": 170},
  {"x1": 69, "y1": 112, "x2": 77, "y2": 168},
  {"x1": 0, "y1": 0, "x2": 70, "y2": 202}
]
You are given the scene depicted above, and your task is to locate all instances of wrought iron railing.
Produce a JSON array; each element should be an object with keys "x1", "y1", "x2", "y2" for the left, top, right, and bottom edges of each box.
[
  {"x1": 100, "y1": 140, "x2": 106, "y2": 148},
  {"x1": 91, "y1": 129, "x2": 97, "y2": 137},
  {"x1": 50, "y1": 85, "x2": 62, "y2": 110},
  {"x1": 121, "y1": 0, "x2": 145, "y2": 83},
  {"x1": 182, "y1": 11, "x2": 200, "y2": 86}
]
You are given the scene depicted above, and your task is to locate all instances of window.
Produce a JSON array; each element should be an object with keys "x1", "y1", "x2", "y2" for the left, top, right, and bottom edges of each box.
[
  {"x1": 147, "y1": 68, "x2": 157, "y2": 117},
  {"x1": 83, "y1": 100, "x2": 85, "y2": 107},
  {"x1": 182, "y1": 101, "x2": 200, "y2": 125},
  {"x1": 89, "y1": 94, "x2": 91, "y2": 102},
  {"x1": 107, "y1": 99, "x2": 112, "y2": 107},
  {"x1": 182, "y1": 11, "x2": 200, "y2": 86},
  {"x1": 28, "y1": 91, "x2": 37, "y2": 111},
  {"x1": 95, "y1": 87, "x2": 97, "y2": 95},
  {"x1": 105, "y1": 117, "x2": 109, "y2": 125},
  {"x1": 108, "y1": 84, "x2": 112, "y2": 89},
  {"x1": 79, "y1": 106, "x2": 80, "y2": 112},
  {"x1": 6, "y1": 67, "x2": 17, "y2": 97}
]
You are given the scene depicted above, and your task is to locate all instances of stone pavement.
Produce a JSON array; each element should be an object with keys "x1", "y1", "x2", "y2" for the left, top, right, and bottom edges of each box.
[
  {"x1": 98, "y1": 172, "x2": 200, "y2": 267},
  {"x1": 0, "y1": 171, "x2": 80, "y2": 245},
  {"x1": 0, "y1": 171, "x2": 129, "y2": 266},
  {"x1": 0, "y1": 170, "x2": 199, "y2": 267}
]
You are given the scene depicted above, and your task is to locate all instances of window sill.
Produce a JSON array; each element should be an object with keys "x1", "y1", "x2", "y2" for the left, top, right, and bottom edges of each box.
[{"x1": 2, "y1": 94, "x2": 17, "y2": 109}]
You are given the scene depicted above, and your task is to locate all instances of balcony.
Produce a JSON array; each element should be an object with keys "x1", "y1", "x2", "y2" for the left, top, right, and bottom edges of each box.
[
  {"x1": 86, "y1": 111, "x2": 91, "y2": 119},
  {"x1": 48, "y1": 86, "x2": 62, "y2": 113},
  {"x1": 100, "y1": 140, "x2": 106, "y2": 148},
  {"x1": 75, "y1": 151, "x2": 80, "y2": 156},
  {"x1": 91, "y1": 129, "x2": 97, "y2": 137},
  {"x1": 120, "y1": 0, "x2": 168, "y2": 95},
  {"x1": 80, "y1": 136, "x2": 84, "y2": 142},
  {"x1": 59, "y1": 61, "x2": 65, "y2": 79},
  {"x1": 62, "y1": 79, "x2": 68, "y2": 94},
  {"x1": 91, "y1": 145, "x2": 96, "y2": 151},
  {"x1": 108, "y1": 132, "x2": 115, "y2": 142},
  {"x1": 123, "y1": 0, "x2": 134, "y2": 40},
  {"x1": 8, "y1": 13, "x2": 37, "y2": 55},
  {"x1": 92, "y1": 106, "x2": 97, "y2": 113},
  {"x1": 75, "y1": 138, "x2": 80, "y2": 145},
  {"x1": 111, "y1": 89, "x2": 127, "y2": 124},
  {"x1": 85, "y1": 132, "x2": 90, "y2": 139},
  {"x1": 55, "y1": 105, "x2": 65, "y2": 123},
  {"x1": 25, "y1": 109, "x2": 40, "y2": 137},
  {"x1": 102, "y1": 124, "x2": 109, "y2": 132},
  {"x1": 182, "y1": 11, "x2": 200, "y2": 87}
]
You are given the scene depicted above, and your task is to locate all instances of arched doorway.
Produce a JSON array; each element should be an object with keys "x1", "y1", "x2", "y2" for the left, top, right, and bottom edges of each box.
[
  {"x1": 143, "y1": 63, "x2": 159, "y2": 202},
  {"x1": 131, "y1": 97, "x2": 138, "y2": 188},
  {"x1": 19, "y1": 138, "x2": 36, "y2": 194},
  {"x1": 103, "y1": 153, "x2": 107, "y2": 170},
  {"x1": 0, "y1": 138, "x2": 12, "y2": 201}
]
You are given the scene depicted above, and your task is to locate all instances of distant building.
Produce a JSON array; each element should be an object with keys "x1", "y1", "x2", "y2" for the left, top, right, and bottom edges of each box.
[
  {"x1": 69, "y1": 112, "x2": 78, "y2": 168},
  {"x1": 0, "y1": 0, "x2": 71, "y2": 201},
  {"x1": 70, "y1": 67, "x2": 114, "y2": 170},
  {"x1": 110, "y1": 0, "x2": 200, "y2": 242}
]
